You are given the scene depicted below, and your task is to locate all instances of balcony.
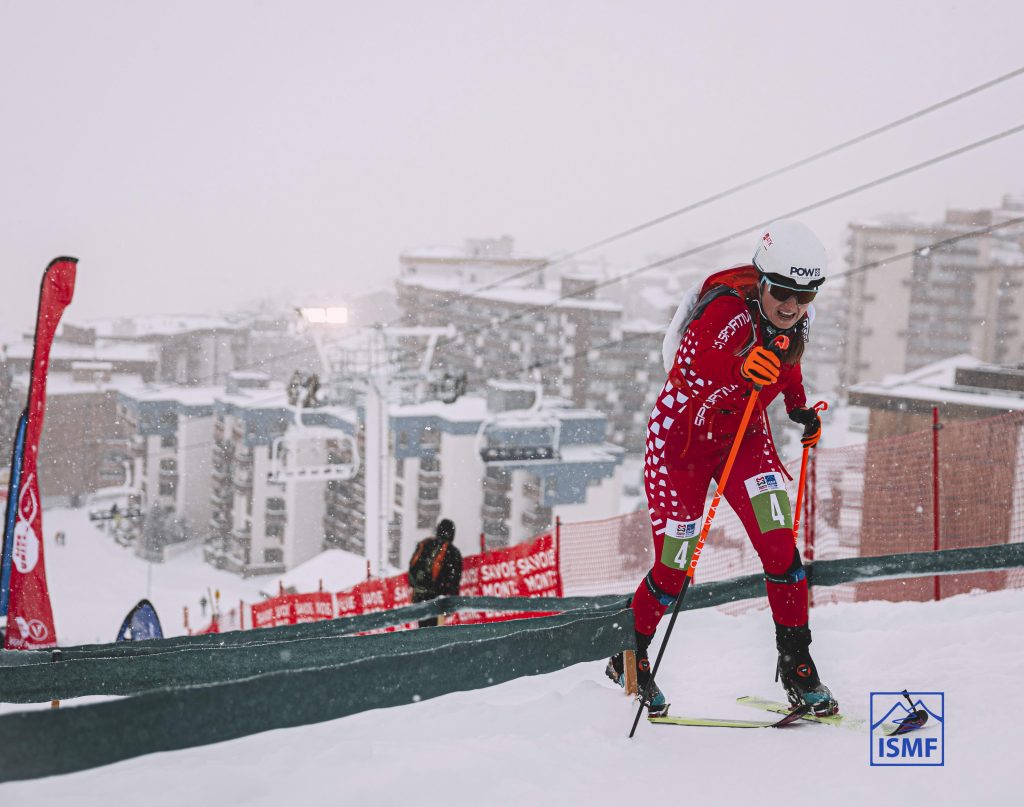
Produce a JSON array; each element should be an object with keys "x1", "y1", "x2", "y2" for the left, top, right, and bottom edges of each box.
[
  {"x1": 483, "y1": 475, "x2": 512, "y2": 494},
  {"x1": 417, "y1": 499, "x2": 441, "y2": 520},
  {"x1": 521, "y1": 508, "x2": 552, "y2": 533},
  {"x1": 483, "y1": 523, "x2": 510, "y2": 544},
  {"x1": 482, "y1": 502, "x2": 510, "y2": 521},
  {"x1": 232, "y1": 468, "x2": 253, "y2": 489},
  {"x1": 418, "y1": 469, "x2": 442, "y2": 485}
]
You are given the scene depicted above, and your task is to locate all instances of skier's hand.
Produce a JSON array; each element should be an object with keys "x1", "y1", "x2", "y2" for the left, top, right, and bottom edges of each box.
[
  {"x1": 789, "y1": 407, "x2": 822, "y2": 448},
  {"x1": 740, "y1": 346, "x2": 781, "y2": 387}
]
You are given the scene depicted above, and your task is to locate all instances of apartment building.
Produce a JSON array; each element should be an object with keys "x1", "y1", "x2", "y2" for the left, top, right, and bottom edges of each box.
[
  {"x1": 838, "y1": 195, "x2": 1024, "y2": 393},
  {"x1": 86, "y1": 315, "x2": 249, "y2": 387},
  {"x1": 117, "y1": 384, "x2": 219, "y2": 533},
  {"x1": 396, "y1": 238, "x2": 662, "y2": 453}
]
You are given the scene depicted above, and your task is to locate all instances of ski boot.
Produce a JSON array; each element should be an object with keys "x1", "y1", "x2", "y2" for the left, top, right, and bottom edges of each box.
[
  {"x1": 606, "y1": 632, "x2": 669, "y2": 717},
  {"x1": 775, "y1": 623, "x2": 839, "y2": 717}
]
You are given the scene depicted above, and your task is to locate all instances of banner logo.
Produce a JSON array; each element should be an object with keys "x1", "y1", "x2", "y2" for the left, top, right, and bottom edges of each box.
[
  {"x1": 12, "y1": 479, "x2": 40, "y2": 574},
  {"x1": 870, "y1": 691, "x2": 944, "y2": 766},
  {"x1": 14, "y1": 616, "x2": 50, "y2": 642}
]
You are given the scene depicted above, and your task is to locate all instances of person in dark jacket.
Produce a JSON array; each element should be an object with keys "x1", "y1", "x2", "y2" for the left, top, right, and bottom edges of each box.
[{"x1": 408, "y1": 518, "x2": 463, "y2": 627}]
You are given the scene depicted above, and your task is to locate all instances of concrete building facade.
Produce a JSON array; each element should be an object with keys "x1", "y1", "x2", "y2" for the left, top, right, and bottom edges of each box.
[{"x1": 838, "y1": 196, "x2": 1024, "y2": 394}]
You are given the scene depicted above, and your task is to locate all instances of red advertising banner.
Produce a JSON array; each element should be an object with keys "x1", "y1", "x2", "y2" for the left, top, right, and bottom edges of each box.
[
  {"x1": 336, "y1": 575, "x2": 412, "y2": 619},
  {"x1": 292, "y1": 592, "x2": 334, "y2": 623},
  {"x1": 251, "y1": 592, "x2": 336, "y2": 629},
  {"x1": 4, "y1": 258, "x2": 77, "y2": 650},
  {"x1": 445, "y1": 609, "x2": 558, "y2": 625},
  {"x1": 459, "y1": 533, "x2": 561, "y2": 598},
  {"x1": 330, "y1": 533, "x2": 562, "y2": 626}
]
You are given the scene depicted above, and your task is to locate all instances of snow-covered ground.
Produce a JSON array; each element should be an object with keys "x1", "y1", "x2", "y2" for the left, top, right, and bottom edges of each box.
[
  {"x1": 2, "y1": 507, "x2": 1022, "y2": 803},
  {"x1": 27, "y1": 507, "x2": 369, "y2": 644}
]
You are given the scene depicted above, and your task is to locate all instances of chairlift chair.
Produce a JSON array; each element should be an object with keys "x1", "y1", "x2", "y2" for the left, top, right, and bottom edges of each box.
[{"x1": 267, "y1": 407, "x2": 360, "y2": 484}]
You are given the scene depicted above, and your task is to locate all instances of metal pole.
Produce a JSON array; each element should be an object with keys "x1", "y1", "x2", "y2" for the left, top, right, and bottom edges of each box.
[
  {"x1": 555, "y1": 515, "x2": 563, "y2": 597},
  {"x1": 932, "y1": 406, "x2": 941, "y2": 602},
  {"x1": 807, "y1": 451, "x2": 816, "y2": 608}
]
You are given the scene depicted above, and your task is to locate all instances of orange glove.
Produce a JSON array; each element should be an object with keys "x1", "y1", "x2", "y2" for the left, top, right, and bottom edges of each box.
[
  {"x1": 740, "y1": 346, "x2": 781, "y2": 387},
  {"x1": 789, "y1": 407, "x2": 822, "y2": 448}
]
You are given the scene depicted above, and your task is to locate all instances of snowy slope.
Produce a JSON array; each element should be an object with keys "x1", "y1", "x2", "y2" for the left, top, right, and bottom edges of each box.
[
  {"x1": 22, "y1": 507, "x2": 369, "y2": 644},
  {"x1": 3, "y1": 529, "x2": 1022, "y2": 804}
]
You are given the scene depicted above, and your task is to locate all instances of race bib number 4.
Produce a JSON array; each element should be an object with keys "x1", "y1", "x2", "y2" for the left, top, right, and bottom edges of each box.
[
  {"x1": 660, "y1": 518, "x2": 700, "y2": 570},
  {"x1": 743, "y1": 473, "x2": 793, "y2": 533}
]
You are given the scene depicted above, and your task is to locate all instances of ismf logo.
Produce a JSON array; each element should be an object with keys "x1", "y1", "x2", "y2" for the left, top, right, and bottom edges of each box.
[
  {"x1": 870, "y1": 692, "x2": 944, "y2": 767},
  {"x1": 762, "y1": 232, "x2": 774, "y2": 247},
  {"x1": 670, "y1": 520, "x2": 697, "y2": 539},
  {"x1": 753, "y1": 473, "x2": 780, "y2": 493}
]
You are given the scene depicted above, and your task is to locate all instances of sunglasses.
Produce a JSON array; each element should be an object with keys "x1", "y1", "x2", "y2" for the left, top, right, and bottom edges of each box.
[{"x1": 761, "y1": 275, "x2": 818, "y2": 305}]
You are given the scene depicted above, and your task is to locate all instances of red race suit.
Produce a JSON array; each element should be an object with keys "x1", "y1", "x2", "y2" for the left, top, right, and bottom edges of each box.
[{"x1": 633, "y1": 270, "x2": 809, "y2": 637}]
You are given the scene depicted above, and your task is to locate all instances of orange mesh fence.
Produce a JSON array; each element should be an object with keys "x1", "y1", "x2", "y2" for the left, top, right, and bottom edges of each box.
[{"x1": 559, "y1": 409, "x2": 1024, "y2": 607}]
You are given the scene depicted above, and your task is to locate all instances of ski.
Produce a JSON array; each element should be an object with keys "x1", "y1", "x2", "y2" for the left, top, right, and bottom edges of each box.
[
  {"x1": 650, "y1": 704, "x2": 809, "y2": 729},
  {"x1": 737, "y1": 695, "x2": 929, "y2": 735},
  {"x1": 737, "y1": 696, "x2": 865, "y2": 731}
]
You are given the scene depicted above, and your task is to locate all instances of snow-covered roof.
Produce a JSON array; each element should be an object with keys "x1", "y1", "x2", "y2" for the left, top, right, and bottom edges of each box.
[
  {"x1": 13, "y1": 371, "x2": 151, "y2": 396},
  {"x1": 122, "y1": 384, "x2": 225, "y2": 407},
  {"x1": 397, "y1": 276, "x2": 621, "y2": 313},
  {"x1": 850, "y1": 354, "x2": 1024, "y2": 411},
  {"x1": 261, "y1": 548, "x2": 370, "y2": 598},
  {"x1": 215, "y1": 384, "x2": 291, "y2": 410},
  {"x1": 85, "y1": 315, "x2": 241, "y2": 338},
  {"x1": 392, "y1": 396, "x2": 490, "y2": 423},
  {"x1": 4, "y1": 340, "x2": 159, "y2": 363}
]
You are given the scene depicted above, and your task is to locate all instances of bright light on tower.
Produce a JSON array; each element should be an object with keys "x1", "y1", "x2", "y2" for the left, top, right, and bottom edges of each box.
[{"x1": 299, "y1": 306, "x2": 348, "y2": 325}]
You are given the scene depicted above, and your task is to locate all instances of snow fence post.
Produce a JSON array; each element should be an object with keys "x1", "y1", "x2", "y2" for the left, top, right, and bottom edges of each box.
[
  {"x1": 932, "y1": 406, "x2": 942, "y2": 602},
  {"x1": 555, "y1": 516, "x2": 563, "y2": 597}
]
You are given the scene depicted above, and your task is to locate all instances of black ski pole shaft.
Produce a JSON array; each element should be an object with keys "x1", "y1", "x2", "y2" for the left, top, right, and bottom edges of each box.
[{"x1": 628, "y1": 574, "x2": 693, "y2": 738}]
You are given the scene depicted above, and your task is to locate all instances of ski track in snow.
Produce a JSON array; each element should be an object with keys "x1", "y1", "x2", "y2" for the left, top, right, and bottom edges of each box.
[{"x1": 2, "y1": 508, "x2": 1023, "y2": 804}]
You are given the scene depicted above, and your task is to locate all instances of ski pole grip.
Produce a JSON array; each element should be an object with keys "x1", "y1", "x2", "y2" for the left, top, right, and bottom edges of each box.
[
  {"x1": 813, "y1": 399, "x2": 829, "y2": 413},
  {"x1": 769, "y1": 334, "x2": 790, "y2": 356}
]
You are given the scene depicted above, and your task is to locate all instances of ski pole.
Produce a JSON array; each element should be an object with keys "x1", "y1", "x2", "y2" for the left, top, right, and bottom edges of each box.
[
  {"x1": 629, "y1": 335, "x2": 789, "y2": 738},
  {"x1": 792, "y1": 400, "x2": 828, "y2": 546}
]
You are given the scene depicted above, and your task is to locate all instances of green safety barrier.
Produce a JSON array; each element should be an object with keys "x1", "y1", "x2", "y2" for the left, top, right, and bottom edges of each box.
[
  {"x1": 0, "y1": 600, "x2": 630, "y2": 703},
  {"x1": 0, "y1": 595, "x2": 627, "y2": 667},
  {"x1": 0, "y1": 606, "x2": 631, "y2": 782},
  {"x1": 1, "y1": 541, "x2": 1021, "y2": 782}
]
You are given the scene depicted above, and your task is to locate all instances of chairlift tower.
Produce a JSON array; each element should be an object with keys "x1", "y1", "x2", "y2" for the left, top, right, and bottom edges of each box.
[{"x1": 292, "y1": 309, "x2": 454, "y2": 576}]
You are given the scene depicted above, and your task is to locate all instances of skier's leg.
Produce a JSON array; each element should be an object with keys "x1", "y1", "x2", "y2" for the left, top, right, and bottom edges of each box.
[
  {"x1": 631, "y1": 460, "x2": 711, "y2": 637},
  {"x1": 720, "y1": 441, "x2": 837, "y2": 715},
  {"x1": 619, "y1": 450, "x2": 712, "y2": 714},
  {"x1": 719, "y1": 446, "x2": 807, "y2": 625}
]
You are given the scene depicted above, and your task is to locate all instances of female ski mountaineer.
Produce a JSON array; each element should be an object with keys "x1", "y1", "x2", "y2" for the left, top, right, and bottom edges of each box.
[{"x1": 606, "y1": 219, "x2": 838, "y2": 718}]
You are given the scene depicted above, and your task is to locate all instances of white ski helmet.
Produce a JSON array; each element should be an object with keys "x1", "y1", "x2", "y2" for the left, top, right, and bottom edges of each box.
[{"x1": 752, "y1": 219, "x2": 828, "y2": 289}]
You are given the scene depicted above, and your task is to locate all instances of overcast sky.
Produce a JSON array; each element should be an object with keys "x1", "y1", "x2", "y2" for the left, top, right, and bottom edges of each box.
[{"x1": 2, "y1": 0, "x2": 1023, "y2": 332}]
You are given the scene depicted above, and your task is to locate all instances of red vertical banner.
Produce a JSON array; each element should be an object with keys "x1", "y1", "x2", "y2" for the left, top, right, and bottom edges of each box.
[{"x1": 4, "y1": 258, "x2": 77, "y2": 650}]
